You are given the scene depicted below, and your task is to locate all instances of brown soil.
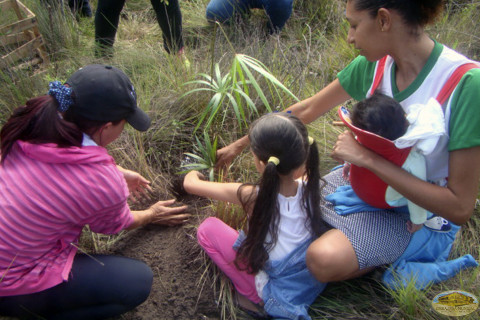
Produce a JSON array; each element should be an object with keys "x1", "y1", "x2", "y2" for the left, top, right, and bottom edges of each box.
[
  {"x1": 109, "y1": 187, "x2": 223, "y2": 320},
  {"x1": 110, "y1": 225, "x2": 221, "y2": 320}
]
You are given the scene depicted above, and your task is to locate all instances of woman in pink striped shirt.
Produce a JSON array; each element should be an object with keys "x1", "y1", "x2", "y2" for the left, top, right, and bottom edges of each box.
[{"x1": 0, "y1": 64, "x2": 189, "y2": 319}]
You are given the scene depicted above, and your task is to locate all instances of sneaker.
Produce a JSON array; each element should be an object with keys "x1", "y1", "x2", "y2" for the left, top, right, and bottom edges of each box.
[{"x1": 423, "y1": 216, "x2": 452, "y2": 233}]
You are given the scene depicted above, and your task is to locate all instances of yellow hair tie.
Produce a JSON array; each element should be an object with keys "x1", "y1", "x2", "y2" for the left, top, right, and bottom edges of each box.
[
  {"x1": 308, "y1": 136, "x2": 314, "y2": 145},
  {"x1": 267, "y1": 156, "x2": 280, "y2": 166}
]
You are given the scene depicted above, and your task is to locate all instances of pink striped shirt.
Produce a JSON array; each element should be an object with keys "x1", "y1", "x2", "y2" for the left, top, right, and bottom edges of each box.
[{"x1": 0, "y1": 141, "x2": 133, "y2": 296}]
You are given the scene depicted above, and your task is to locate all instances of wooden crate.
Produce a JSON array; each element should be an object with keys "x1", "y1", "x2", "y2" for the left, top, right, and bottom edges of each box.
[{"x1": 0, "y1": 0, "x2": 49, "y2": 69}]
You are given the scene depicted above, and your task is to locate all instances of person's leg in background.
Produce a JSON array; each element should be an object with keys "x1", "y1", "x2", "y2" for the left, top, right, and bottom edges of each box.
[
  {"x1": 262, "y1": 0, "x2": 293, "y2": 33},
  {"x1": 205, "y1": 0, "x2": 252, "y2": 24},
  {"x1": 94, "y1": 0, "x2": 126, "y2": 57},
  {"x1": 0, "y1": 255, "x2": 153, "y2": 320},
  {"x1": 150, "y1": 0, "x2": 185, "y2": 54},
  {"x1": 68, "y1": 0, "x2": 92, "y2": 17},
  {"x1": 197, "y1": 217, "x2": 261, "y2": 304}
]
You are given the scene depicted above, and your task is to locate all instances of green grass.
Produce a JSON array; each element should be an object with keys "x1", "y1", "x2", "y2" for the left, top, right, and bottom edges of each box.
[{"x1": 1, "y1": 0, "x2": 480, "y2": 319}]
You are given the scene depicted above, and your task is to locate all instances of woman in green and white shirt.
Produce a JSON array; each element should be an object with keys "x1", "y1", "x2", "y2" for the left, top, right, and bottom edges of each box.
[{"x1": 216, "y1": 0, "x2": 480, "y2": 284}]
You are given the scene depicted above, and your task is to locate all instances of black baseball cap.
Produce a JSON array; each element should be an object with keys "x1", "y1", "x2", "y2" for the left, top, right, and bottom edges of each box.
[{"x1": 66, "y1": 64, "x2": 151, "y2": 131}]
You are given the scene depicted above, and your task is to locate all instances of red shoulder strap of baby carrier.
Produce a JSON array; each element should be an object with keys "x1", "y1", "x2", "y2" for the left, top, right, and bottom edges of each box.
[
  {"x1": 435, "y1": 62, "x2": 478, "y2": 105},
  {"x1": 370, "y1": 57, "x2": 478, "y2": 103},
  {"x1": 369, "y1": 56, "x2": 388, "y2": 96}
]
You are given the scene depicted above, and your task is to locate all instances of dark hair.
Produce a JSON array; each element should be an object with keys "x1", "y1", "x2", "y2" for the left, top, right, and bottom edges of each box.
[
  {"x1": 351, "y1": 92, "x2": 408, "y2": 140},
  {"x1": 235, "y1": 113, "x2": 328, "y2": 274},
  {"x1": 351, "y1": 0, "x2": 443, "y2": 27},
  {"x1": 0, "y1": 95, "x2": 118, "y2": 163},
  {"x1": 1, "y1": 96, "x2": 81, "y2": 163}
]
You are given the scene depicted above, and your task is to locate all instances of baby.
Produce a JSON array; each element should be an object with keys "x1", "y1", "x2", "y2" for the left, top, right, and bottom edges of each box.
[{"x1": 340, "y1": 92, "x2": 450, "y2": 233}]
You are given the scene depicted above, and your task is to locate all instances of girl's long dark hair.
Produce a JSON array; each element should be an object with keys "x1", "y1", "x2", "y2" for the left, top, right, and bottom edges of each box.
[{"x1": 235, "y1": 113, "x2": 327, "y2": 274}]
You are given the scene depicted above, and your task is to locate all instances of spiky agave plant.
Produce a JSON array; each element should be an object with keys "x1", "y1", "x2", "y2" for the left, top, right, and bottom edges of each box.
[
  {"x1": 179, "y1": 131, "x2": 218, "y2": 181},
  {"x1": 181, "y1": 54, "x2": 299, "y2": 132}
]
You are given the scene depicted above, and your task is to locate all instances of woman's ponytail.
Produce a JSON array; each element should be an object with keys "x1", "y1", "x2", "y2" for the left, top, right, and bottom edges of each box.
[{"x1": 1, "y1": 95, "x2": 82, "y2": 163}]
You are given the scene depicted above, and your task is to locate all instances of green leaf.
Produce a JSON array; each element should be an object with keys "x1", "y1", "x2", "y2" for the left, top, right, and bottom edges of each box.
[
  {"x1": 237, "y1": 58, "x2": 271, "y2": 111},
  {"x1": 238, "y1": 54, "x2": 299, "y2": 102}
]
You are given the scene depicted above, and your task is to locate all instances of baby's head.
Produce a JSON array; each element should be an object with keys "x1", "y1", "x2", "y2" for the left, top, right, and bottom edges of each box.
[
  {"x1": 351, "y1": 92, "x2": 408, "y2": 140},
  {"x1": 249, "y1": 112, "x2": 309, "y2": 175}
]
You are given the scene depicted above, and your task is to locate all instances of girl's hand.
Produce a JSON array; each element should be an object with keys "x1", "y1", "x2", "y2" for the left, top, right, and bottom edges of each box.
[
  {"x1": 119, "y1": 167, "x2": 152, "y2": 202},
  {"x1": 331, "y1": 131, "x2": 372, "y2": 167},
  {"x1": 183, "y1": 170, "x2": 206, "y2": 190},
  {"x1": 182, "y1": 170, "x2": 243, "y2": 204}
]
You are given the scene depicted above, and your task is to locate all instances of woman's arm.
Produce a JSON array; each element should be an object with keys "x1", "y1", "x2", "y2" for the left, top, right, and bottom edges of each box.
[
  {"x1": 183, "y1": 170, "x2": 252, "y2": 205},
  {"x1": 287, "y1": 78, "x2": 351, "y2": 124},
  {"x1": 216, "y1": 79, "x2": 351, "y2": 168},
  {"x1": 332, "y1": 131, "x2": 480, "y2": 224}
]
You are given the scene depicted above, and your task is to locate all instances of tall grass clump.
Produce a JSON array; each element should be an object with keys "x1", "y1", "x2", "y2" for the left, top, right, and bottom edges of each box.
[
  {"x1": 24, "y1": 0, "x2": 82, "y2": 61},
  {"x1": 0, "y1": 68, "x2": 43, "y2": 121},
  {"x1": 385, "y1": 280, "x2": 434, "y2": 320},
  {"x1": 429, "y1": 1, "x2": 480, "y2": 60}
]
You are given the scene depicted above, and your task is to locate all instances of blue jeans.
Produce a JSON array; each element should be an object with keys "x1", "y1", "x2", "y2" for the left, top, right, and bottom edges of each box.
[
  {"x1": 0, "y1": 255, "x2": 153, "y2": 320},
  {"x1": 233, "y1": 232, "x2": 326, "y2": 319},
  {"x1": 206, "y1": 0, "x2": 294, "y2": 32}
]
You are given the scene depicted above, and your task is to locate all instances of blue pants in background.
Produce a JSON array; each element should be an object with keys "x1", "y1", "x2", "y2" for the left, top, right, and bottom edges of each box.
[{"x1": 206, "y1": 0, "x2": 294, "y2": 33}]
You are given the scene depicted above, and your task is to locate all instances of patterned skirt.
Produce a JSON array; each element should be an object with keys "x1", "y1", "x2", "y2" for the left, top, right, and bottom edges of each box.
[{"x1": 320, "y1": 169, "x2": 412, "y2": 269}]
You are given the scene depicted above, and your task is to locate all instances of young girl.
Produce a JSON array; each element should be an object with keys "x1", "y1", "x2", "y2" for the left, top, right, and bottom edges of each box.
[{"x1": 183, "y1": 112, "x2": 328, "y2": 319}]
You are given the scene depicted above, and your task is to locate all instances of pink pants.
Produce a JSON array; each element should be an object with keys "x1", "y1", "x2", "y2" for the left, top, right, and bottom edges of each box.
[{"x1": 197, "y1": 217, "x2": 262, "y2": 304}]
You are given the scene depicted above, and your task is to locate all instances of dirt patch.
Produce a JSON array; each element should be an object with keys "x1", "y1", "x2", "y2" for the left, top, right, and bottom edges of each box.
[
  {"x1": 104, "y1": 175, "x2": 240, "y2": 320},
  {"x1": 110, "y1": 225, "x2": 220, "y2": 320},
  {"x1": 99, "y1": 122, "x2": 236, "y2": 320}
]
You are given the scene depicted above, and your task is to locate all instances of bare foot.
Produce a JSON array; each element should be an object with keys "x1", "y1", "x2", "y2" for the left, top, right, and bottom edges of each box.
[{"x1": 406, "y1": 220, "x2": 423, "y2": 233}]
